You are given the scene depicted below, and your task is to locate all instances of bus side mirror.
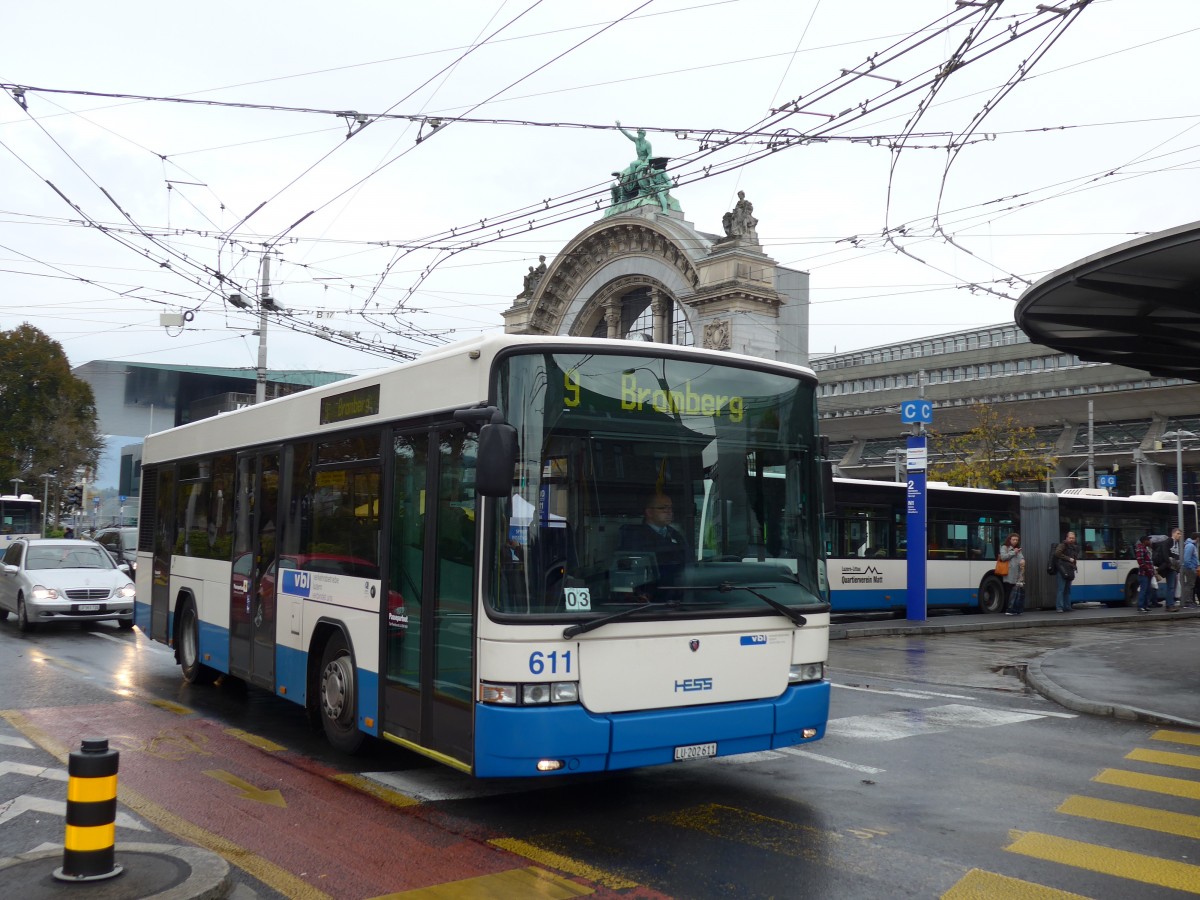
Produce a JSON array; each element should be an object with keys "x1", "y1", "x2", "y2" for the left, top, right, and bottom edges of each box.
[
  {"x1": 822, "y1": 461, "x2": 835, "y2": 516},
  {"x1": 475, "y1": 422, "x2": 518, "y2": 497}
]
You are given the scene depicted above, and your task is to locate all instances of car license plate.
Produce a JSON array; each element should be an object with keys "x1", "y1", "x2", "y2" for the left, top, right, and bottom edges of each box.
[
  {"x1": 77, "y1": 604, "x2": 100, "y2": 612},
  {"x1": 674, "y1": 742, "x2": 717, "y2": 761}
]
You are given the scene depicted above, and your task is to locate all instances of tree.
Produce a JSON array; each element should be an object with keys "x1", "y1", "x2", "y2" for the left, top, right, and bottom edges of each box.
[
  {"x1": 928, "y1": 403, "x2": 1056, "y2": 489},
  {"x1": 0, "y1": 325, "x2": 104, "y2": 515}
]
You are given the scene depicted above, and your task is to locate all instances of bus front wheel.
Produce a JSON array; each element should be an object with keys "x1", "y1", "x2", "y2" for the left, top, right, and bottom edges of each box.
[
  {"x1": 1114, "y1": 571, "x2": 1139, "y2": 607},
  {"x1": 978, "y1": 576, "x2": 1006, "y2": 614},
  {"x1": 319, "y1": 633, "x2": 366, "y2": 755}
]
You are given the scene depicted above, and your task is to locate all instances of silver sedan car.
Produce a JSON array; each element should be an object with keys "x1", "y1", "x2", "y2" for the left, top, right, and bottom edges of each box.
[{"x1": 0, "y1": 539, "x2": 136, "y2": 632}]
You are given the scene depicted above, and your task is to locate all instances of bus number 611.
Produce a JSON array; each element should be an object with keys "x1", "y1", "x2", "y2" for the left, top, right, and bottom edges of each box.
[{"x1": 528, "y1": 650, "x2": 572, "y2": 675}]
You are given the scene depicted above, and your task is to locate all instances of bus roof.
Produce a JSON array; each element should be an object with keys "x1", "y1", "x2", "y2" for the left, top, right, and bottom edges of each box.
[{"x1": 142, "y1": 333, "x2": 817, "y2": 464}]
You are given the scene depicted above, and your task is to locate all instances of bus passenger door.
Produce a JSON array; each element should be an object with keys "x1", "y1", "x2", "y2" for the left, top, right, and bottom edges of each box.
[
  {"x1": 383, "y1": 427, "x2": 476, "y2": 769},
  {"x1": 151, "y1": 466, "x2": 174, "y2": 643},
  {"x1": 230, "y1": 450, "x2": 280, "y2": 690}
]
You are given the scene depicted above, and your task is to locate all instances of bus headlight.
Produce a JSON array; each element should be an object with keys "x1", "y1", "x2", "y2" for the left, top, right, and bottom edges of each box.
[
  {"x1": 789, "y1": 662, "x2": 824, "y2": 683},
  {"x1": 522, "y1": 682, "x2": 579, "y2": 705}
]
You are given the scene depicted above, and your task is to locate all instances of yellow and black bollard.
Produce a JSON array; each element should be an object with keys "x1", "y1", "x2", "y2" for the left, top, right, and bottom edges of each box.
[{"x1": 53, "y1": 737, "x2": 123, "y2": 882}]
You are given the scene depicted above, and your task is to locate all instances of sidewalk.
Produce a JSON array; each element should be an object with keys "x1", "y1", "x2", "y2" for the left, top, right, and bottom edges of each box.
[{"x1": 833, "y1": 602, "x2": 1200, "y2": 729}]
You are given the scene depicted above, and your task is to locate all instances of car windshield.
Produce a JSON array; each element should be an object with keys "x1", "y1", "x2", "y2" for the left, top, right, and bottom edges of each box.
[
  {"x1": 26, "y1": 546, "x2": 114, "y2": 570},
  {"x1": 488, "y1": 351, "x2": 825, "y2": 619}
]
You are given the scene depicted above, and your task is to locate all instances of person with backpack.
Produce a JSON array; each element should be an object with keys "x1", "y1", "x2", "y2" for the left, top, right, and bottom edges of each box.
[
  {"x1": 1136, "y1": 534, "x2": 1157, "y2": 612},
  {"x1": 1053, "y1": 531, "x2": 1079, "y2": 613},
  {"x1": 1165, "y1": 528, "x2": 1184, "y2": 611}
]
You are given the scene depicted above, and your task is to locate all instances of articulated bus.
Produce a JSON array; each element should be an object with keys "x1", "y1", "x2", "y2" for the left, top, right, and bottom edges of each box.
[
  {"x1": 826, "y1": 478, "x2": 1197, "y2": 615},
  {"x1": 136, "y1": 335, "x2": 831, "y2": 777},
  {"x1": 0, "y1": 494, "x2": 41, "y2": 545}
]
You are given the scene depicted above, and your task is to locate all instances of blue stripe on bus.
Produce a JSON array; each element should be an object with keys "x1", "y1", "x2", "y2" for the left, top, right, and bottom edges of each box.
[
  {"x1": 198, "y1": 620, "x2": 229, "y2": 673},
  {"x1": 830, "y1": 587, "x2": 979, "y2": 612},
  {"x1": 276, "y1": 644, "x2": 307, "y2": 704},
  {"x1": 473, "y1": 681, "x2": 830, "y2": 778},
  {"x1": 134, "y1": 600, "x2": 151, "y2": 633}
]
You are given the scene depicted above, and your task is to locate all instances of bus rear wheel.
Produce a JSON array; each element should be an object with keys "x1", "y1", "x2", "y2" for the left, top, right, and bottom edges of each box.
[
  {"x1": 178, "y1": 601, "x2": 217, "y2": 685},
  {"x1": 319, "y1": 633, "x2": 365, "y2": 754},
  {"x1": 978, "y1": 576, "x2": 1006, "y2": 614}
]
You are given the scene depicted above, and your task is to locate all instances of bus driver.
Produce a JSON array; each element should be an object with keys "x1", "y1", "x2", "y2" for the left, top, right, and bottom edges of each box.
[{"x1": 619, "y1": 492, "x2": 689, "y2": 587}]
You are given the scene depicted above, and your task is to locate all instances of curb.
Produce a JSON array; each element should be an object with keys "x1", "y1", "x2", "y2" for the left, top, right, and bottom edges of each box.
[
  {"x1": 1023, "y1": 653, "x2": 1200, "y2": 729},
  {"x1": 830, "y1": 605, "x2": 1200, "y2": 641},
  {"x1": 0, "y1": 842, "x2": 230, "y2": 900}
]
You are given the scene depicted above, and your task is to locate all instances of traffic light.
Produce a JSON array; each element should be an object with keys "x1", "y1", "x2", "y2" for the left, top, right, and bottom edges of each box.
[{"x1": 67, "y1": 484, "x2": 82, "y2": 508}]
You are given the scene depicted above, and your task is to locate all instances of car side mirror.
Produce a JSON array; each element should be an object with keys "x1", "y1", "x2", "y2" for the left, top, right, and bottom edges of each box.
[{"x1": 118, "y1": 563, "x2": 131, "y2": 575}]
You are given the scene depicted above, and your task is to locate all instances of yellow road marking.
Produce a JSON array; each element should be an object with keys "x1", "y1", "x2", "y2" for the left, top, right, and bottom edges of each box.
[
  {"x1": 1094, "y1": 768, "x2": 1200, "y2": 800},
  {"x1": 1127, "y1": 747, "x2": 1200, "y2": 770},
  {"x1": 372, "y1": 866, "x2": 593, "y2": 899},
  {"x1": 1007, "y1": 832, "x2": 1200, "y2": 893},
  {"x1": 332, "y1": 773, "x2": 419, "y2": 809},
  {"x1": 1059, "y1": 795, "x2": 1200, "y2": 839},
  {"x1": 2, "y1": 709, "x2": 330, "y2": 900},
  {"x1": 203, "y1": 769, "x2": 286, "y2": 807},
  {"x1": 148, "y1": 699, "x2": 193, "y2": 716},
  {"x1": 654, "y1": 802, "x2": 832, "y2": 857},
  {"x1": 942, "y1": 867, "x2": 1091, "y2": 899},
  {"x1": 224, "y1": 727, "x2": 285, "y2": 752},
  {"x1": 1152, "y1": 729, "x2": 1200, "y2": 748},
  {"x1": 489, "y1": 838, "x2": 637, "y2": 891}
]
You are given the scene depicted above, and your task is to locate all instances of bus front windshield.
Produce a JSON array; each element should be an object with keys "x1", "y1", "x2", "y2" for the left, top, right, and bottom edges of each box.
[{"x1": 490, "y1": 351, "x2": 825, "y2": 619}]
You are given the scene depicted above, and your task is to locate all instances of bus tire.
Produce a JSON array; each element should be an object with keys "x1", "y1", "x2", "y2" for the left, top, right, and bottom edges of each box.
[
  {"x1": 178, "y1": 600, "x2": 218, "y2": 685},
  {"x1": 318, "y1": 633, "x2": 366, "y2": 754},
  {"x1": 1114, "y1": 571, "x2": 1139, "y2": 607},
  {"x1": 978, "y1": 576, "x2": 1006, "y2": 614}
]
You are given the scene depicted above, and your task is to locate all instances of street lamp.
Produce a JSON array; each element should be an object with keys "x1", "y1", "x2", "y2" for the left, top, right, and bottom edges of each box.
[
  {"x1": 40, "y1": 473, "x2": 51, "y2": 537},
  {"x1": 1161, "y1": 430, "x2": 1197, "y2": 535},
  {"x1": 10, "y1": 477, "x2": 22, "y2": 497},
  {"x1": 885, "y1": 448, "x2": 906, "y2": 483}
]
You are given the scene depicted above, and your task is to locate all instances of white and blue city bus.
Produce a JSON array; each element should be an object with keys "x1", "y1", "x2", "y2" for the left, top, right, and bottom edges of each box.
[
  {"x1": 135, "y1": 334, "x2": 831, "y2": 777},
  {"x1": 826, "y1": 478, "x2": 1196, "y2": 614},
  {"x1": 0, "y1": 494, "x2": 42, "y2": 546}
]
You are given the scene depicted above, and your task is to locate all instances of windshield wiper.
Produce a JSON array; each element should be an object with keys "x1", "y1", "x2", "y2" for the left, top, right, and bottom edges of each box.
[
  {"x1": 716, "y1": 582, "x2": 807, "y2": 627},
  {"x1": 562, "y1": 599, "x2": 678, "y2": 639}
]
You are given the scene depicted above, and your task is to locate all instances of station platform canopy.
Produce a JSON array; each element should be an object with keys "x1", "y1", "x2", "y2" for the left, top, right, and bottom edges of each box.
[{"x1": 1015, "y1": 220, "x2": 1200, "y2": 381}]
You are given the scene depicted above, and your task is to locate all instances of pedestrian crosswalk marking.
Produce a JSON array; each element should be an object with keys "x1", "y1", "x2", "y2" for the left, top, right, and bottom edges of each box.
[
  {"x1": 0, "y1": 736, "x2": 33, "y2": 749},
  {"x1": 1153, "y1": 729, "x2": 1200, "y2": 748},
  {"x1": 941, "y1": 867, "x2": 1091, "y2": 899},
  {"x1": 1094, "y1": 768, "x2": 1200, "y2": 801},
  {"x1": 826, "y1": 704, "x2": 1044, "y2": 742},
  {"x1": 1127, "y1": 747, "x2": 1200, "y2": 770},
  {"x1": 1006, "y1": 832, "x2": 1200, "y2": 893},
  {"x1": 834, "y1": 684, "x2": 976, "y2": 701},
  {"x1": 0, "y1": 795, "x2": 148, "y2": 831},
  {"x1": 1058, "y1": 795, "x2": 1200, "y2": 840},
  {"x1": 0, "y1": 761, "x2": 67, "y2": 781}
]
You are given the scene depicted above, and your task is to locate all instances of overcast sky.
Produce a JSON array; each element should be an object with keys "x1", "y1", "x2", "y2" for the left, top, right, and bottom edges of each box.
[{"x1": 2, "y1": 0, "x2": 1197, "y2": 376}]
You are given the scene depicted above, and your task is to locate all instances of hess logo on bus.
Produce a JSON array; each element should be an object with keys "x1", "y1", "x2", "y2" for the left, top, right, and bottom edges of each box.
[{"x1": 675, "y1": 678, "x2": 714, "y2": 693}]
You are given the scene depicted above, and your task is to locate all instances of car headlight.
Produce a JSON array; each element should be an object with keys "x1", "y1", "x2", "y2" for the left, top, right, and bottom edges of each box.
[
  {"x1": 116, "y1": 584, "x2": 136, "y2": 600},
  {"x1": 31, "y1": 585, "x2": 58, "y2": 601}
]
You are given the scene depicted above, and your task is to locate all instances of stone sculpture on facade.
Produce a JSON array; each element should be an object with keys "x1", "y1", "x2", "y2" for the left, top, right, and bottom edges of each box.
[
  {"x1": 721, "y1": 191, "x2": 759, "y2": 243},
  {"x1": 606, "y1": 121, "x2": 681, "y2": 217},
  {"x1": 517, "y1": 255, "x2": 548, "y2": 300}
]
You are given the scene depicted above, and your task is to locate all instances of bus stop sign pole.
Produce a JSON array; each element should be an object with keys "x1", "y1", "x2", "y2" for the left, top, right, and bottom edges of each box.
[{"x1": 901, "y1": 400, "x2": 932, "y2": 621}]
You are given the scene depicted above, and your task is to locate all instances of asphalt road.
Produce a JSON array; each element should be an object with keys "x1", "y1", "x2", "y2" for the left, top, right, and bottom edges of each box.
[{"x1": 0, "y1": 619, "x2": 1197, "y2": 898}]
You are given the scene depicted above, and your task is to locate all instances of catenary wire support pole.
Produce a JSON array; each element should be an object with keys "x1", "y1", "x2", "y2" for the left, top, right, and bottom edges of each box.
[
  {"x1": 1162, "y1": 430, "x2": 1196, "y2": 536},
  {"x1": 40, "y1": 473, "x2": 51, "y2": 537},
  {"x1": 256, "y1": 254, "x2": 271, "y2": 404},
  {"x1": 1087, "y1": 400, "x2": 1095, "y2": 489}
]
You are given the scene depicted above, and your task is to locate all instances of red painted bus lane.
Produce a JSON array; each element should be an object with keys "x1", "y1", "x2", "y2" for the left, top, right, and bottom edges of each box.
[{"x1": 15, "y1": 700, "x2": 643, "y2": 899}]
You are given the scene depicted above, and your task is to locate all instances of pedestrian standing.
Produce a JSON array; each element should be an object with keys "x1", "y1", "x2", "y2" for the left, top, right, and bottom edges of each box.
[
  {"x1": 1054, "y1": 530, "x2": 1079, "y2": 612},
  {"x1": 999, "y1": 533, "x2": 1024, "y2": 614},
  {"x1": 1135, "y1": 534, "x2": 1156, "y2": 612},
  {"x1": 1180, "y1": 532, "x2": 1198, "y2": 611},
  {"x1": 1164, "y1": 527, "x2": 1184, "y2": 611},
  {"x1": 1004, "y1": 551, "x2": 1026, "y2": 615}
]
